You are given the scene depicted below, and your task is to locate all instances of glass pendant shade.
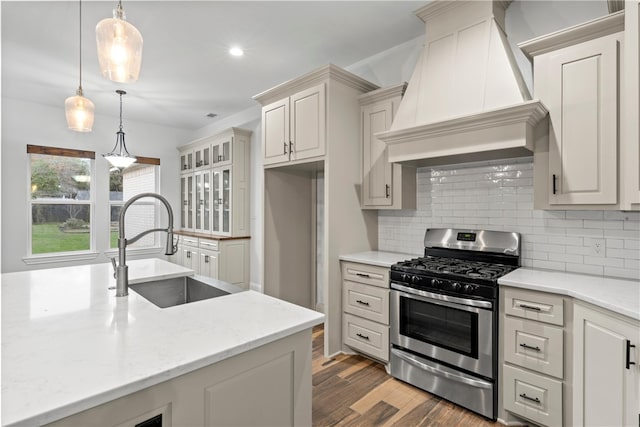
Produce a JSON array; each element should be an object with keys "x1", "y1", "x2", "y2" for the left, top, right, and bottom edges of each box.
[
  {"x1": 95, "y1": 3, "x2": 143, "y2": 83},
  {"x1": 65, "y1": 89, "x2": 95, "y2": 132}
]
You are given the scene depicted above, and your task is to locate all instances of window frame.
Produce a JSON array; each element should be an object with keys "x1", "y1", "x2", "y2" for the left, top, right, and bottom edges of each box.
[{"x1": 25, "y1": 145, "x2": 98, "y2": 263}]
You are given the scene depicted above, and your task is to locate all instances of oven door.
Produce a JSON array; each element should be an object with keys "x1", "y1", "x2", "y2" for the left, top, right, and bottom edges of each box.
[{"x1": 390, "y1": 283, "x2": 494, "y2": 379}]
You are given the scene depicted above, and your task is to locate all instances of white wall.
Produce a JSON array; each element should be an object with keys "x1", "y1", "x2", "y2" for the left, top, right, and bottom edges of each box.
[{"x1": 1, "y1": 97, "x2": 189, "y2": 273}]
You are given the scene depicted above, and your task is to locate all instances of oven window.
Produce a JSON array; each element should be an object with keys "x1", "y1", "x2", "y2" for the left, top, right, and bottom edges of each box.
[{"x1": 399, "y1": 296, "x2": 479, "y2": 358}]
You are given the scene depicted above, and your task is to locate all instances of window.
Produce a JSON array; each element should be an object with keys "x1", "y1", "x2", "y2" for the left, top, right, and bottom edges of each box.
[
  {"x1": 28, "y1": 145, "x2": 95, "y2": 255},
  {"x1": 109, "y1": 158, "x2": 160, "y2": 249}
]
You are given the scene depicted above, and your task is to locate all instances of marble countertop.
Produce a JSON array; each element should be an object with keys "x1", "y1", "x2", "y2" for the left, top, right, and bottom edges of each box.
[
  {"x1": 499, "y1": 268, "x2": 640, "y2": 321},
  {"x1": 1, "y1": 259, "x2": 324, "y2": 427},
  {"x1": 339, "y1": 251, "x2": 419, "y2": 268}
]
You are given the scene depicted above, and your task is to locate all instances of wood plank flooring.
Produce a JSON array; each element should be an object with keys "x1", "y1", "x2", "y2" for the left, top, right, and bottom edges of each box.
[{"x1": 312, "y1": 326, "x2": 503, "y2": 427}]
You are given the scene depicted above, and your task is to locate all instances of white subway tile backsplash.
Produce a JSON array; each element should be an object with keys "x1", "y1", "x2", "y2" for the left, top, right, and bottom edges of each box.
[{"x1": 378, "y1": 159, "x2": 640, "y2": 280}]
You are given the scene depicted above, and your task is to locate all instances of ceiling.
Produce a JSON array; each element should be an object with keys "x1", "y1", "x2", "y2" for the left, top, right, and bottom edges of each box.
[{"x1": 2, "y1": 1, "x2": 426, "y2": 131}]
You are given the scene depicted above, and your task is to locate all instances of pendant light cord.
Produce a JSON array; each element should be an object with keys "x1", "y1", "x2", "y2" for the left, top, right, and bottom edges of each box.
[
  {"x1": 79, "y1": 0, "x2": 82, "y2": 91},
  {"x1": 119, "y1": 91, "x2": 124, "y2": 132}
]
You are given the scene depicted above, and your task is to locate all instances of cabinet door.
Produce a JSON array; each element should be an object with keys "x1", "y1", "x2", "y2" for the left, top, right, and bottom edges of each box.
[
  {"x1": 263, "y1": 98, "x2": 290, "y2": 166},
  {"x1": 181, "y1": 175, "x2": 194, "y2": 230},
  {"x1": 212, "y1": 167, "x2": 232, "y2": 235},
  {"x1": 194, "y1": 171, "x2": 211, "y2": 233},
  {"x1": 362, "y1": 101, "x2": 393, "y2": 207},
  {"x1": 181, "y1": 246, "x2": 199, "y2": 271},
  {"x1": 547, "y1": 36, "x2": 618, "y2": 205},
  {"x1": 212, "y1": 137, "x2": 232, "y2": 167},
  {"x1": 290, "y1": 83, "x2": 325, "y2": 162},
  {"x1": 199, "y1": 250, "x2": 219, "y2": 279},
  {"x1": 194, "y1": 145, "x2": 210, "y2": 169},
  {"x1": 573, "y1": 303, "x2": 640, "y2": 426},
  {"x1": 180, "y1": 150, "x2": 194, "y2": 173}
]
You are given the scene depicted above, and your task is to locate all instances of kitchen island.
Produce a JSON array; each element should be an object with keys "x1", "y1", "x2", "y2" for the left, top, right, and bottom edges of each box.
[{"x1": 2, "y1": 259, "x2": 324, "y2": 426}]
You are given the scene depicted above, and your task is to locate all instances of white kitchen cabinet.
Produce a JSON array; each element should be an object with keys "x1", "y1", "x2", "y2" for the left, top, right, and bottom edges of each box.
[
  {"x1": 573, "y1": 302, "x2": 640, "y2": 427},
  {"x1": 255, "y1": 64, "x2": 379, "y2": 357},
  {"x1": 341, "y1": 261, "x2": 390, "y2": 363},
  {"x1": 359, "y1": 83, "x2": 416, "y2": 210},
  {"x1": 180, "y1": 149, "x2": 194, "y2": 173},
  {"x1": 501, "y1": 287, "x2": 566, "y2": 427},
  {"x1": 172, "y1": 234, "x2": 250, "y2": 289},
  {"x1": 260, "y1": 83, "x2": 325, "y2": 167},
  {"x1": 521, "y1": 12, "x2": 624, "y2": 209},
  {"x1": 178, "y1": 127, "x2": 251, "y2": 237},
  {"x1": 622, "y1": 1, "x2": 640, "y2": 210}
]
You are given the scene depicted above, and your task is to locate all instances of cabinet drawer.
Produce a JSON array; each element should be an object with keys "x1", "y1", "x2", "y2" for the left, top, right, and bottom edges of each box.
[
  {"x1": 343, "y1": 314, "x2": 389, "y2": 362},
  {"x1": 343, "y1": 281, "x2": 389, "y2": 324},
  {"x1": 503, "y1": 364, "x2": 562, "y2": 427},
  {"x1": 182, "y1": 236, "x2": 199, "y2": 247},
  {"x1": 504, "y1": 288, "x2": 564, "y2": 326},
  {"x1": 199, "y1": 238, "x2": 219, "y2": 251},
  {"x1": 504, "y1": 317, "x2": 564, "y2": 379},
  {"x1": 341, "y1": 262, "x2": 389, "y2": 289}
]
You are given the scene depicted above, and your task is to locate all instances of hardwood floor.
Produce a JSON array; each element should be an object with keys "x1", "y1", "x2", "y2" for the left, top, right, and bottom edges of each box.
[{"x1": 312, "y1": 326, "x2": 502, "y2": 427}]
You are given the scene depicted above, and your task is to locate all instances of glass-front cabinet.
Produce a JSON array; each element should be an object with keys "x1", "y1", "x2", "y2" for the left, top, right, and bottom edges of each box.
[
  {"x1": 194, "y1": 170, "x2": 211, "y2": 234},
  {"x1": 177, "y1": 128, "x2": 251, "y2": 237},
  {"x1": 212, "y1": 166, "x2": 231, "y2": 235},
  {"x1": 212, "y1": 137, "x2": 232, "y2": 167}
]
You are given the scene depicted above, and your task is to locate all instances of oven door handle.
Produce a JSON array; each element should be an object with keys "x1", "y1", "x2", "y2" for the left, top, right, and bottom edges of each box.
[
  {"x1": 391, "y1": 348, "x2": 493, "y2": 389},
  {"x1": 391, "y1": 283, "x2": 493, "y2": 309}
]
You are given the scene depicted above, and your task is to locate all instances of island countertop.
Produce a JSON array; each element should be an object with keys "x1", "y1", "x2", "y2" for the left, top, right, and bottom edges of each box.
[{"x1": 1, "y1": 259, "x2": 324, "y2": 427}]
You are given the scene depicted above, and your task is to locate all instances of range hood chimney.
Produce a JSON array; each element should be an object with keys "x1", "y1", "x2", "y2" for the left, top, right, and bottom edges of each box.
[{"x1": 378, "y1": 0, "x2": 548, "y2": 166}]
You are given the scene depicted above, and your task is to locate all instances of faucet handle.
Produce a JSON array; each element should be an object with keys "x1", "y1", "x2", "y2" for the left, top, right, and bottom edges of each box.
[{"x1": 110, "y1": 257, "x2": 117, "y2": 279}]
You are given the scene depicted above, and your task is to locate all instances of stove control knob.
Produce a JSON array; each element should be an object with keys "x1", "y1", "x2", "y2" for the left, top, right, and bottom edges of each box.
[
  {"x1": 462, "y1": 284, "x2": 474, "y2": 294},
  {"x1": 401, "y1": 273, "x2": 409, "y2": 281},
  {"x1": 431, "y1": 278, "x2": 442, "y2": 288},
  {"x1": 450, "y1": 282, "x2": 461, "y2": 291},
  {"x1": 411, "y1": 275, "x2": 419, "y2": 283}
]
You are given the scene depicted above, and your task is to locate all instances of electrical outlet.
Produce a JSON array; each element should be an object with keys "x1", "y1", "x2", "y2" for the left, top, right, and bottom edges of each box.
[{"x1": 589, "y1": 238, "x2": 606, "y2": 257}]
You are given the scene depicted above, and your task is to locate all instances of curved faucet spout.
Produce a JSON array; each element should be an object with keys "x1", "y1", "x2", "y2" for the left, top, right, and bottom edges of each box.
[{"x1": 116, "y1": 192, "x2": 177, "y2": 297}]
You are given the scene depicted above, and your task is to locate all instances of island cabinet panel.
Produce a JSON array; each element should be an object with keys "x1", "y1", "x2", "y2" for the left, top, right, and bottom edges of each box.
[{"x1": 45, "y1": 330, "x2": 313, "y2": 427}]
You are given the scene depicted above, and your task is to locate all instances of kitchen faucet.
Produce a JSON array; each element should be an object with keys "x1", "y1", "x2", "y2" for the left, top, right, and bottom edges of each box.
[{"x1": 115, "y1": 192, "x2": 177, "y2": 297}]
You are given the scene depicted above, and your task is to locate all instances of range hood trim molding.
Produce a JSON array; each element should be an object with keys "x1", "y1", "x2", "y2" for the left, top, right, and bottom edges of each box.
[
  {"x1": 379, "y1": 100, "x2": 548, "y2": 165},
  {"x1": 378, "y1": 100, "x2": 548, "y2": 145}
]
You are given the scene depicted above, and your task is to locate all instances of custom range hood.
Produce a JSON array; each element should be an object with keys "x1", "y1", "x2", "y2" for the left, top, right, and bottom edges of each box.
[{"x1": 377, "y1": 0, "x2": 548, "y2": 166}]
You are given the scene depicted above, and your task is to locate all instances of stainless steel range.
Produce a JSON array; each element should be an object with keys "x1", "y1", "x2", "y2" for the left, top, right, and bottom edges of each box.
[{"x1": 390, "y1": 228, "x2": 521, "y2": 420}]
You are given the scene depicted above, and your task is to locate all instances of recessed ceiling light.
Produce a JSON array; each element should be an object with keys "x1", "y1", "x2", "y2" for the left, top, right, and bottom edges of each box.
[{"x1": 229, "y1": 46, "x2": 244, "y2": 57}]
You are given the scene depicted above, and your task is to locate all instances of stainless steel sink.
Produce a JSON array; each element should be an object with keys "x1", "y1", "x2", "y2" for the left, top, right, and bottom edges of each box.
[{"x1": 130, "y1": 276, "x2": 230, "y2": 308}]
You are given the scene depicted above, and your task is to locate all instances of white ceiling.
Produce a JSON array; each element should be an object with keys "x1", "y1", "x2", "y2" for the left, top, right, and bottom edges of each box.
[{"x1": 2, "y1": 1, "x2": 426, "y2": 131}]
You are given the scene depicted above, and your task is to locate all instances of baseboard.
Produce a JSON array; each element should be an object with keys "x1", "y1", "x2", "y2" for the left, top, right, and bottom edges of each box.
[{"x1": 249, "y1": 281, "x2": 262, "y2": 292}]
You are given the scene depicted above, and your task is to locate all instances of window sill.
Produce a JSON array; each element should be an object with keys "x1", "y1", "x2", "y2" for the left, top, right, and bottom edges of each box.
[{"x1": 23, "y1": 251, "x2": 100, "y2": 265}]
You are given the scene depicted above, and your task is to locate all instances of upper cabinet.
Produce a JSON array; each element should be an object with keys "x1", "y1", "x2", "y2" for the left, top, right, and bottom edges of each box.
[
  {"x1": 622, "y1": 1, "x2": 640, "y2": 210},
  {"x1": 261, "y1": 83, "x2": 326, "y2": 167},
  {"x1": 521, "y1": 11, "x2": 640, "y2": 210},
  {"x1": 178, "y1": 127, "x2": 251, "y2": 237},
  {"x1": 359, "y1": 83, "x2": 416, "y2": 210}
]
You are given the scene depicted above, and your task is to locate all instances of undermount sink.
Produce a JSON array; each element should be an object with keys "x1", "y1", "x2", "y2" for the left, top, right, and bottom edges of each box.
[{"x1": 130, "y1": 276, "x2": 230, "y2": 308}]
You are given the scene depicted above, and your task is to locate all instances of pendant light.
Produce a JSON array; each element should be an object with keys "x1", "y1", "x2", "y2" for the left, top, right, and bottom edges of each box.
[
  {"x1": 103, "y1": 90, "x2": 136, "y2": 169},
  {"x1": 95, "y1": 1, "x2": 143, "y2": 83},
  {"x1": 65, "y1": 0, "x2": 95, "y2": 132}
]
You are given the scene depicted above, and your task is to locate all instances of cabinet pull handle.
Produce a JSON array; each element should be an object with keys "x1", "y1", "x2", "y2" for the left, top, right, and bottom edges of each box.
[
  {"x1": 199, "y1": 199, "x2": 204, "y2": 206},
  {"x1": 218, "y1": 155, "x2": 222, "y2": 162},
  {"x1": 283, "y1": 142, "x2": 288, "y2": 155},
  {"x1": 183, "y1": 164, "x2": 188, "y2": 170},
  {"x1": 627, "y1": 340, "x2": 636, "y2": 369},
  {"x1": 552, "y1": 174, "x2": 557, "y2": 195},
  {"x1": 355, "y1": 300, "x2": 370, "y2": 306},
  {"x1": 385, "y1": 184, "x2": 390, "y2": 198},
  {"x1": 356, "y1": 333, "x2": 369, "y2": 341},
  {"x1": 186, "y1": 251, "x2": 191, "y2": 259},
  {"x1": 204, "y1": 255, "x2": 209, "y2": 263},
  {"x1": 183, "y1": 200, "x2": 188, "y2": 206},
  {"x1": 289, "y1": 141, "x2": 293, "y2": 154},
  {"x1": 519, "y1": 343, "x2": 541, "y2": 352},
  {"x1": 519, "y1": 393, "x2": 541, "y2": 404},
  {"x1": 356, "y1": 273, "x2": 370, "y2": 278},
  {"x1": 518, "y1": 304, "x2": 541, "y2": 311}
]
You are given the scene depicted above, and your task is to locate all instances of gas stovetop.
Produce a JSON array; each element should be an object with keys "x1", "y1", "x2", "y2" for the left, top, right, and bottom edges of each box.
[{"x1": 392, "y1": 256, "x2": 518, "y2": 282}]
